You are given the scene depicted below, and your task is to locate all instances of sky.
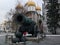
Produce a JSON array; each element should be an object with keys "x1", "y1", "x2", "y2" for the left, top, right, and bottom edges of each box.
[{"x1": 0, "y1": 0, "x2": 44, "y2": 24}]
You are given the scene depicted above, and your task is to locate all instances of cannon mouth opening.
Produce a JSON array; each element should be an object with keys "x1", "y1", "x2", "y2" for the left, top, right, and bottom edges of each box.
[{"x1": 16, "y1": 15, "x2": 23, "y2": 22}]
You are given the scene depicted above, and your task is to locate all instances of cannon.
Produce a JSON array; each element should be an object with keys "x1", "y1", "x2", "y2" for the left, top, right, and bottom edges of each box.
[{"x1": 12, "y1": 13, "x2": 39, "y2": 43}]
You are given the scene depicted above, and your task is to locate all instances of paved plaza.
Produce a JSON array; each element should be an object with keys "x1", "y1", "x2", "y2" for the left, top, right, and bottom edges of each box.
[{"x1": 0, "y1": 33, "x2": 60, "y2": 45}]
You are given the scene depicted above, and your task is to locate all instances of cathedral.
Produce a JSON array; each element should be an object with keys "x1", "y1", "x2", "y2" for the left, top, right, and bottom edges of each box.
[{"x1": 15, "y1": 0, "x2": 41, "y2": 23}]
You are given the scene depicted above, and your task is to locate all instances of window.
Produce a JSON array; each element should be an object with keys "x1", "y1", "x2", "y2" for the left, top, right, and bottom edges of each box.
[{"x1": 28, "y1": 6, "x2": 35, "y2": 11}]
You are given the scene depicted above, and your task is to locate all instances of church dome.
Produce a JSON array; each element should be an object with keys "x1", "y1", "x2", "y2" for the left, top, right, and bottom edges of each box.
[
  {"x1": 26, "y1": 1, "x2": 36, "y2": 6},
  {"x1": 36, "y1": 6, "x2": 41, "y2": 11},
  {"x1": 15, "y1": 4, "x2": 23, "y2": 9}
]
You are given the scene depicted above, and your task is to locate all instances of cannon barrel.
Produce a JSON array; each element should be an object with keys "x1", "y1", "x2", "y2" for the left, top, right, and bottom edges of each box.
[{"x1": 13, "y1": 13, "x2": 36, "y2": 25}]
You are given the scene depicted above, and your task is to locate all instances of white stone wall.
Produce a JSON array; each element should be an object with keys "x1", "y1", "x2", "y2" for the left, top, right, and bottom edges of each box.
[
  {"x1": 0, "y1": 24, "x2": 4, "y2": 30},
  {"x1": 58, "y1": 0, "x2": 60, "y2": 3},
  {"x1": 36, "y1": 11, "x2": 41, "y2": 14},
  {"x1": 31, "y1": 13, "x2": 38, "y2": 23}
]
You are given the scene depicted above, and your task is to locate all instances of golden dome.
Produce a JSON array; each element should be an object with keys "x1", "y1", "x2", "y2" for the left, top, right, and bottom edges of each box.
[
  {"x1": 36, "y1": 6, "x2": 41, "y2": 11},
  {"x1": 26, "y1": 1, "x2": 36, "y2": 6},
  {"x1": 15, "y1": 4, "x2": 23, "y2": 9}
]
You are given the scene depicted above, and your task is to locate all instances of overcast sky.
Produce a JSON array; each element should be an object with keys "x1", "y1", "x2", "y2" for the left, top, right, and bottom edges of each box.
[{"x1": 0, "y1": 0, "x2": 43, "y2": 24}]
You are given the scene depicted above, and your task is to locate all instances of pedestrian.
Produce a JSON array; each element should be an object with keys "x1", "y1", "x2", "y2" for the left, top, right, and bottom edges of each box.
[
  {"x1": 38, "y1": 19, "x2": 44, "y2": 34},
  {"x1": 38, "y1": 19, "x2": 46, "y2": 38}
]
